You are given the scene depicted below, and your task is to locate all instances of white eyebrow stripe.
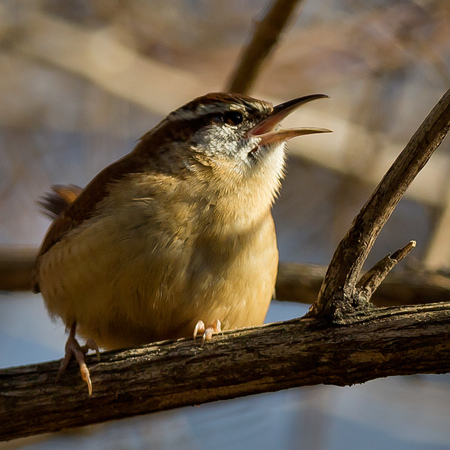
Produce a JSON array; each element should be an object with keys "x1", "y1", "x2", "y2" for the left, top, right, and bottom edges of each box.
[{"x1": 169, "y1": 103, "x2": 245, "y2": 122}]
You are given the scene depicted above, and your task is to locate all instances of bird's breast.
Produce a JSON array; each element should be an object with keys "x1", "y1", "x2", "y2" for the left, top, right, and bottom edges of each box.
[{"x1": 38, "y1": 181, "x2": 278, "y2": 349}]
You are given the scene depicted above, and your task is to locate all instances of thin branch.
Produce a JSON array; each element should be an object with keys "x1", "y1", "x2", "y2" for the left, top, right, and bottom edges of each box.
[
  {"x1": 227, "y1": 0, "x2": 304, "y2": 93},
  {"x1": 1, "y1": 302, "x2": 450, "y2": 441},
  {"x1": 313, "y1": 89, "x2": 450, "y2": 317},
  {"x1": 356, "y1": 240, "x2": 416, "y2": 299}
]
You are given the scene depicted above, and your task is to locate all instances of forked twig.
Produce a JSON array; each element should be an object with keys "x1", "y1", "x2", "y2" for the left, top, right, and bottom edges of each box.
[
  {"x1": 357, "y1": 240, "x2": 416, "y2": 301},
  {"x1": 311, "y1": 89, "x2": 450, "y2": 319}
]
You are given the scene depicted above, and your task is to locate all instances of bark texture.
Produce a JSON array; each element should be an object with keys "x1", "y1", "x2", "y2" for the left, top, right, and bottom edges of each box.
[{"x1": 1, "y1": 302, "x2": 450, "y2": 441}]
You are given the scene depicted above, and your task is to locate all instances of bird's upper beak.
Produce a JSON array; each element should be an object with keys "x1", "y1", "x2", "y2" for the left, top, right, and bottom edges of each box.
[{"x1": 248, "y1": 94, "x2": 331, "y2": 145}]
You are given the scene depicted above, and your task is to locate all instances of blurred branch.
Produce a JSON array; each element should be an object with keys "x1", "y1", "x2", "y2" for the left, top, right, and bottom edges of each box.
[
  {"x1": 0, "y1": 248, "x2": 35, "y2": 291},
  {"x1": 276, "y1": 262, "x2": 450, "y2": 306},
  {"x1": 424, "y1": 178, "x2": 450, "y2": 269},
  {"x1": 1, "y1": 302, "x2": 450, "y2": 441},
  {"x1": 227, "y1": 0, "x2": 304, "y2": 94},
  {"x1": 12, "y1": 9, "x2": 214, "y2": 114},
  {"x1": 2, "y1": 249, "x2": 450, "y2": 306}
]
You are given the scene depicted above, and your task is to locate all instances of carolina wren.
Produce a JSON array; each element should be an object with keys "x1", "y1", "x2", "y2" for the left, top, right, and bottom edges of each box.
[{"x1": 33, "y1": 92, "x2": 330, "y2": 394}]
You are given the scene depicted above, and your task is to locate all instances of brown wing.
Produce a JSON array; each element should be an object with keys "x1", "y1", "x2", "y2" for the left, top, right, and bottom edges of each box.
[
  {"x1": 32, "y1": 147, "x2": 154, "y2": 292},
  {"x1": 37, "y1": 154, "x2": 149, "y2": 258}
]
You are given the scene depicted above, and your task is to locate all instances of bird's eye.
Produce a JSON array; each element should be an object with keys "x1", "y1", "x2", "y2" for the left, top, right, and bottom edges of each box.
[{"x1": 224, "y1": 111, "x2": 243, "y2": 126}]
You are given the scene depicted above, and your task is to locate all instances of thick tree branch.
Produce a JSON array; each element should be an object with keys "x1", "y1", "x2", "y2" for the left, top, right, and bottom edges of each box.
[
  {"x1": 1, "y1": 302, "x2": 450, "y2": 441},
  {"x1": 313, "y1": 89, "x2": 450, "y2": 317}
]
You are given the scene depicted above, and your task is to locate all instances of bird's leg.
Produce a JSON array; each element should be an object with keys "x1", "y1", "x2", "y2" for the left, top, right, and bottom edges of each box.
[
  {"x1": 193, "y1": 319, "x2": 222, "y2": 347},
  {"x1": 57, "y1": 322, "x2": 100, "y2": 396}
]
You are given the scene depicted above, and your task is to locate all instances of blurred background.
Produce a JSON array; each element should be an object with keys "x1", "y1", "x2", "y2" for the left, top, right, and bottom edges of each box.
[{"x1": 0, "y1": 0, "x2": 449, "y2": 448}]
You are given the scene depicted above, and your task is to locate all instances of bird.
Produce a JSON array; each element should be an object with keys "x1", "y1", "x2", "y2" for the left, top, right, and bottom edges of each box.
[{"x1": 33, "y1": 92, "x2": 330, "y2": 394}]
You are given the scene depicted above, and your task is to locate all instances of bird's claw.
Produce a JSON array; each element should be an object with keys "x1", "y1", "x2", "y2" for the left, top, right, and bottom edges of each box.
[
  {"x1": 193, "y1": 319, "x2": 222, "y2": 346},
  {"x1": 58, "y1": 324, "x2": 100, "y2": 396},
  {"x1": 82, "y1": 338, "x2": 101, "y2": 362}
]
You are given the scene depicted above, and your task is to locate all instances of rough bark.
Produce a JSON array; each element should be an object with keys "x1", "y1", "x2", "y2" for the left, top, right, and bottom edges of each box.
[{"x1": 1, "y1": 302, "x2": 450, "y2": 441}]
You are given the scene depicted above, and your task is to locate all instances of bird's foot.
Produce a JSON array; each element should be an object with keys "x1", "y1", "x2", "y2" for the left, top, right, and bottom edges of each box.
[
  {"x1": 193, "y1": 319, "x2": 222, "y2": 346},
  {"x1": 57, "y1": 323, "x2": 100, "y2": 396}
]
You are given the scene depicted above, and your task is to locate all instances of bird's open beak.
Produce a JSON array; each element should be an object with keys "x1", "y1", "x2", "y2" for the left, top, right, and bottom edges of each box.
[{"x1": 248, "y1": 94, "x2": 331, "y2": 145}]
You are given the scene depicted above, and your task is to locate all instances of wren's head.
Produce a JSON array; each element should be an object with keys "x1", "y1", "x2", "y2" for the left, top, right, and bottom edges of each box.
[
  {"x1": 136, "y1": 92, "x2": 330, "y2": 221},
  {"x1": 33, "y1": 92, "x2": 330, "y2": 265}
]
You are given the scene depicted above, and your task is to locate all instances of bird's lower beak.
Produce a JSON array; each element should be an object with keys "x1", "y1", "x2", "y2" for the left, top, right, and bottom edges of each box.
[{"x1": 248, "y1": 94, "x2": 331, "y2": 145}]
